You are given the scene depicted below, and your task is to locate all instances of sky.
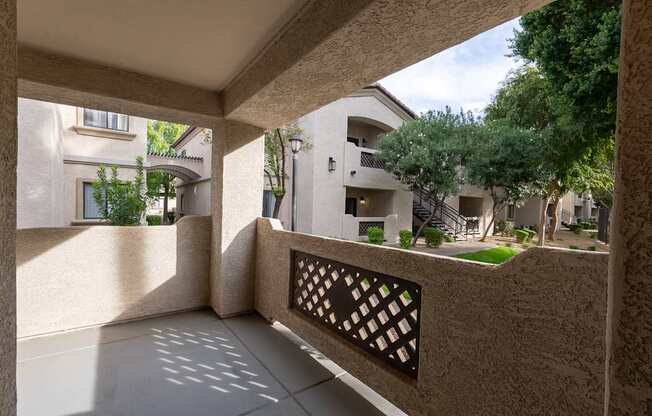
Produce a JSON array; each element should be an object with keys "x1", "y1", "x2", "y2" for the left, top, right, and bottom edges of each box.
[{"x1": 379, "y1": 18, "x2": 523, "y2": 116}]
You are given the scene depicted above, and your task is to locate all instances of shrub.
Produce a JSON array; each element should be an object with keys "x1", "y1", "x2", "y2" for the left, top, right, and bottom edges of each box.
[
  {"x1": 589, "y1": 232, "x2": 597, "y2": 239},
  {"x1": 579, "y1": 221, "x2": 593, "y2": 229},
  {"x1": 569, "y1": 245, "x2": 580, "y2": 250},
  {"x1": 495, "y1": 220, "x2": 515, "y2": 237},
  {"x1": 514, "y1": 229, "x2": 529, "y2": 243},
  {"x1": 443, "y1": 234, "x2": 454, "y2": 243},
  {"x1": 587, "y1": 245, "x2": 597, "y2": 251},
  {"x1": 146, "y1": 215, "x2": 162, "y2": 226},
  {"x1": 569, "y1": 224, "x2": 583, "y2": 234},
  {"x1": 521, "y1": 243, "x2": 530, "y2": 249},
  {"x1": 399, "y1": 230, "x2": 412, "y2": 249},
  {"x1": 523, "y1": 228, "x2": 537, "y2": 240},
  {"x1": 368, "y1": 227, "x2": 384, "y2": 245},
  {"x1": 424, "y1": 227, "x2": 444, "y2": 248}
]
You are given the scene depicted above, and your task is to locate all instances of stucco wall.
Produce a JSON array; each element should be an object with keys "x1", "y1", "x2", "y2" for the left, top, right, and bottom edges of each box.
[
  {"x1": 17, "y1": 216, "x2": 211, "y2": 338},
  {"x1": 255, "y1": 217, "x2": 608, "y2": 415},
  {"x1": 17, "y1": 98, "x2": 65, "y2": 228},
  {"x1": 1, "y1": 0, "x2": 17, "y2": 413}
]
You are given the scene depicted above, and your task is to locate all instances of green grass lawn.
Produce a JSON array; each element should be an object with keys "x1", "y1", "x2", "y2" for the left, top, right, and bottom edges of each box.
[{"x1": 453, "y1": 246, "x2": 519, "y2": 264}]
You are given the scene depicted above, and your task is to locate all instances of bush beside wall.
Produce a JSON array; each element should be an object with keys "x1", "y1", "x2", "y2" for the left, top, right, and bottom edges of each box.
[
  {"x1": 368, "y1": 227, "x2": 384, "y2": 245},
  {"x1": 424, "y1": 227, "x2": 444, "y2": 248},
  {"x1": 399, "y1": 230, "x2": 412, "y2": 249}
]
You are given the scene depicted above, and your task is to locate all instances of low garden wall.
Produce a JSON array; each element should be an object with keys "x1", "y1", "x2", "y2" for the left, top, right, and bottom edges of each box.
[
  {"x1": 255, "y1": 217, "x2": 609, "y2": 415},
  {"x1": 17, "y1": 215, "x2": 211, "y2": 338}
]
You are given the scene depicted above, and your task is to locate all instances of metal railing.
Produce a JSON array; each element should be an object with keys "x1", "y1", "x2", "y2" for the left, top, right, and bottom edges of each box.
[
  {"x1": 413, "y1": 188, "x2": 474, "y2": 238},
  {"x1": 359, "y1": 221, "x2": 384, "y2": 236},
  {"x1": 360, "y1": 151, "x2": 385, "y2": 169},
  {"x1": 291, "y1": 250, "x2": 421, "y2": 378}
]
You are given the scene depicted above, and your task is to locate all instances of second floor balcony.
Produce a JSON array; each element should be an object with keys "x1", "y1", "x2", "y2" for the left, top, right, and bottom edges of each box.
[{"x1": 343, "y1": 142, "x2": 401, "y2": 190}]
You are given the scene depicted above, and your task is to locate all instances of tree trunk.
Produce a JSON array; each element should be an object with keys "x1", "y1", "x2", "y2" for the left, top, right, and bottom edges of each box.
[
  {"x1": 480, "y1": 200, "x2": 501, "y2": 242},
  {"x1": 537, "y1": 197, "x2": 549, "y2": 247},
  {"x1": 272, "y1": 194, "x2": 284, "y2": 219},
  {"x1": 412, "y1": 208, "x2": 437, "y2": 246},
  {"x1": 547, "y1": 196, "x2": 561, "y2": 241},
  {"x1": 162, "y1": 183, "x2": 169, "y2": 225}
]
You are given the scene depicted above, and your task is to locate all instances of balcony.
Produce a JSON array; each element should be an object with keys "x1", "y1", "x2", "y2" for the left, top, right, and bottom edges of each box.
[
  {"x1": 15, "y1": 216, "x2": 610, "y2": 415},
  {"x1": 343, "y1": 142, "x2": 401, "y2": 190},
  {"x1": 341, "y1": 213, "x2": 399, "y2": 242}
]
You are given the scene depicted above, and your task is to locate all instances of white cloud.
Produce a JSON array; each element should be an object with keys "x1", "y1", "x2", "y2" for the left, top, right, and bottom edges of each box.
[{"x1": 379, "y1": 18, "x2": 523, "y2": 116}]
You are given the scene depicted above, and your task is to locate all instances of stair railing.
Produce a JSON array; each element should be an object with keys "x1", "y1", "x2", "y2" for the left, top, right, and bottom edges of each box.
[{"x1": 413, "y1": 189, "x2": 472, "y2": 238}]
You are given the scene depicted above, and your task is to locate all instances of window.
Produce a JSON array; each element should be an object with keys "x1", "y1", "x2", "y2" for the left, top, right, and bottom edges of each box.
[
  {"x1": 262, "y1": 190, "x2": 276, "y2": 218},
  {"x1": 507, "y1": 204, "x2": 515, "y2": 220},
  {"x1": 83, "y1": 182, "x2": 105, "y2": 219},
  {"x1": 83, "y1": 109, "x2": 129, "y2": 131}
]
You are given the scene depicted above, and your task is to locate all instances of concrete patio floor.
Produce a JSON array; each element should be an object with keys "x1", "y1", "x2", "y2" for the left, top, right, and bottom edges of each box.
[{"x1": 17, "y1": 310, "x2": 405, "y2": 416}]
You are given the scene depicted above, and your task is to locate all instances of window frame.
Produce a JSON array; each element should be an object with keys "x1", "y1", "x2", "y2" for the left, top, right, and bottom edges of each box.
[
  {"x1": 83, "y1": 108, "x2": 130, "y2": 132},
  {"x1": 82, "y1": 181, "x2": 106, "y2": 220}
]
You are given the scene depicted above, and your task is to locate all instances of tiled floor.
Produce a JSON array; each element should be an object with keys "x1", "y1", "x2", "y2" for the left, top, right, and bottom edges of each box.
[{"x1": 17, "y1": 310, "x2": 406, "y2": 416}]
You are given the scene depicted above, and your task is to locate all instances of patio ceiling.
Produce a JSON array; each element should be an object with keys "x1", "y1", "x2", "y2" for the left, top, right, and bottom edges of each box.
[
  {"x1": 17, "y1": 0, "x2": 308, "y2": 91},
  {"x1": 15, "y1": 0, "x2": 550, "y2": 128}
]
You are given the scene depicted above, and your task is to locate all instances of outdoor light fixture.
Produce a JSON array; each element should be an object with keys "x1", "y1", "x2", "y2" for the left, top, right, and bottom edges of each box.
[
  {"x1": 360, "y1": 196, "x2": 367, "y2": 205},
  {"x1": 328, "y1": 157, "x2": 336, "y2": 172},
  {"x1": 289, "y1": 136, "x2": 304, "y2": 154},
  {"x1": 288, "y1": 135, "x2": 304, "y2": 231}
]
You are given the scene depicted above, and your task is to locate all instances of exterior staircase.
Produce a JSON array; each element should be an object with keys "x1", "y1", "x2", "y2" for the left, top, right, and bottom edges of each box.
[{"x1": 412, "y1": 189, "x2": 479, "y2": 240}]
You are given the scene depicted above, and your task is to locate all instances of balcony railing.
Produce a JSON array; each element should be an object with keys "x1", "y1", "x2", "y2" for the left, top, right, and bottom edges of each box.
[
  {"x1": 291, "y1": 250, "x2": 421, "y2": 378},
  {"x1": 360, "y1": 151, "x2": 384, "y2": 169},
  {"x1": 256, "y1": 217, "x2": 609, "y2": 415},
  {"x1": 342, "y1": 214, "x2": 398, "y2": 242}
]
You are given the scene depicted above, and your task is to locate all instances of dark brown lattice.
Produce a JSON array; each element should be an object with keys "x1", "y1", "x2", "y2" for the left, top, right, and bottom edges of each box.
[
  {"x1": 358, "y1": 221, "x2": 384, "y2": 237},
  {"x1": 360, "y1": 151, "x2": 385, "y2": 169},
  {"x1": 291, "y1": 251, "x2": 421, "y2": 378}
]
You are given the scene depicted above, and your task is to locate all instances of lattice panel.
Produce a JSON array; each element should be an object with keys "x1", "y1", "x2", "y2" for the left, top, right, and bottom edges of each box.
[
  {"x1": 291, "y1": 251, "x2": 421, "y2": 378},
  {"x1": 360, "y1": 151, "x2": 385, "y2": 169},
  {"x1": 359, "y1": 221, "x2": 384, "y2": 237}
]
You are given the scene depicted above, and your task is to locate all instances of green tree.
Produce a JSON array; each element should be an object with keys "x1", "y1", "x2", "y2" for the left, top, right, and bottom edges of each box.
[
  {"x1": 146, "y1": 121, "x2": 187, "y2": 223},
  {"x1": 93, "y1": 157, "x2": 146, "y2": 226},
  {"x1": 263, "y1": 124, "x2": 309, "y2": 219},
  {"x1": 485, "y1": 67, "x2": 599, "y2": 244},
  {"x1": 464, "y1": 120, "x2": 542, "y2": 241},
  {"x1": 377, "y1": 109, "x2": 470, "y2": 245},
  {"x1": 511, "y1": 0, "x2": 621, "y2": 144}
]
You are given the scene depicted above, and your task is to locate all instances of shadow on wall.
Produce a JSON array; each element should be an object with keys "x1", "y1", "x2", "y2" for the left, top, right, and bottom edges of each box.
[
  {"x1": 16, "y1": 216, "x2": 211, "y2": 338},
  {"x1": 17, "y1": 216, "x2": 216, "y2": 415}
]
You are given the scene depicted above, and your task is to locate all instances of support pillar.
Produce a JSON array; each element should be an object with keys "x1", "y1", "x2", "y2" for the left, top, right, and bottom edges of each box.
[
  {"x1": 0, "y1": 0, "x2": 17, "y2": 415},
  {"x1": 210, "y1": 120, "x2": 264, "y2": 317},
  {"x1": 605, "y1": 0, "x2": 652, "y2": 413}
]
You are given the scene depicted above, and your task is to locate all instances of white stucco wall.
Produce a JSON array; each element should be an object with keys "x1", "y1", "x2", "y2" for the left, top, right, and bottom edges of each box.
[
  {"x1": 17, "y1": 98, "x2": 65, "y2": 229},
  {"x1": 174, "y1": 128, "x2": 213, "y2": 217}
]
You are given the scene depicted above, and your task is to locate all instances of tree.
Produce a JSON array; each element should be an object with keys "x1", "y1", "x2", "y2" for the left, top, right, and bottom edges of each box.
[
  {"x1": 263, "y1": 124, "x2": 309, "y2": 219},
  {"x1": 511, "y1": 0, "x2": 620, "y2": 147},
  {"x1": 485, "y1": 66, "x2": 597, "y2": 244},
  {"x1": 146, "y1": 120, "x2": 187, "y2": 223},
  {"x1": 464, "y1": 121, "x2": 542, "y2": 241},
  {"x1": 93, "y1": 157, "x2": 147, "y2": 226},
  {"x1": 377, "y1": 109, "x2": 470, "y2": 245}
]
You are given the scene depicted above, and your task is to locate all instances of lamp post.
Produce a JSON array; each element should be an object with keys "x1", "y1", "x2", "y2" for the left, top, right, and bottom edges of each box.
[{"x1": 288, "y1": 135, "x2": 304, "y2": 231}]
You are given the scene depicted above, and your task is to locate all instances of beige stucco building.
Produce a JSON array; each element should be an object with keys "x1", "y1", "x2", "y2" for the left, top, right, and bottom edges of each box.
[
  {"x1": 175, "y1": 85, "x2": 496, "y2": 243},
  {"x1": 17, "y1": 98, "x2": 147, "y2": 228}
]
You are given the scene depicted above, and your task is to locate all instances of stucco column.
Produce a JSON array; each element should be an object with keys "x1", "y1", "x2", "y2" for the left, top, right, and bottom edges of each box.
[
  {"x1": 605, "y1": 1, "x2": 652, "y2": 414},
  {"x1": 0, "y1": 0, "x2": 17, "y2": 414},
  {"x1": 210, "y1": 120, "x2": 264, "y2": 317}
]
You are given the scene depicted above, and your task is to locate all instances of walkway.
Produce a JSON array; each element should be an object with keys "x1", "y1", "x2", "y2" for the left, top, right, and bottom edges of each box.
[{"x1": 17, "y1": 310, "x2": 406, "y2": 416}]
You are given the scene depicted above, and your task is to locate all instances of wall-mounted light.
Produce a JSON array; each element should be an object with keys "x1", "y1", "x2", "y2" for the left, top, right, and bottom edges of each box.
[
  {"x1": 360, "y1": 196, "x2": 367, "y2": 205},
  {"x1": 328, "y1": 157, "x2": 336, "y2": 172},
  {"x1": 350, "y1": 170, "x2": 357, "y2": 176}
]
